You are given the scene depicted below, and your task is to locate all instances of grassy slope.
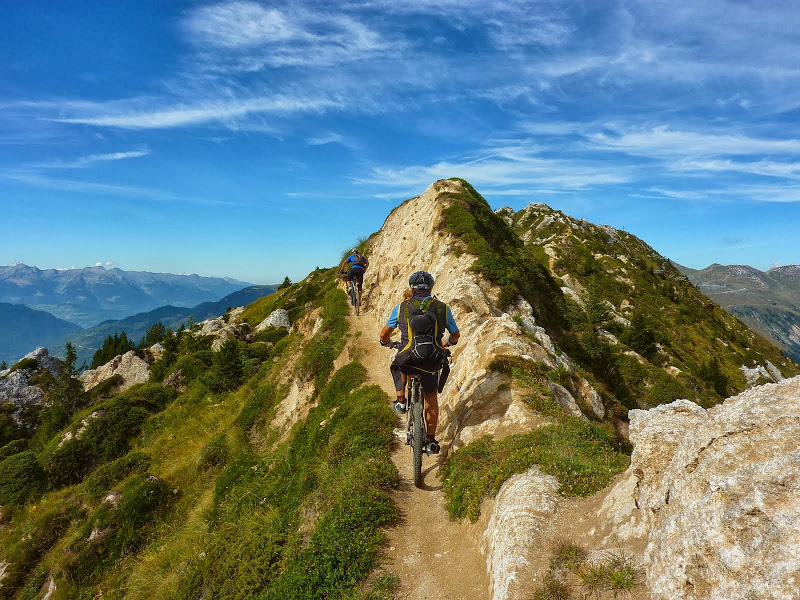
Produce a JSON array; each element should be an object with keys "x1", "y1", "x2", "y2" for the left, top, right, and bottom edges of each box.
[{"x1": 0, "y1": 269, "x2": 398, "y2": 600}]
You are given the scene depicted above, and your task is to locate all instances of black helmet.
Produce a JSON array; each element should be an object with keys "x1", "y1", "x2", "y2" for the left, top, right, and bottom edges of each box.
[
  {"x1": 351, "y1": 248, "x2": 360, "y2": 254},
  {"x1": 409, "y1": 270, "x2": 434, "y2": 290}
]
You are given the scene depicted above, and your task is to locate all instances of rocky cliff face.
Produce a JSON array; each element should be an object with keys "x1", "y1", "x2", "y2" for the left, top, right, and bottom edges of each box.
[
  {"x1": 79, "y1": 351, "x2": 150, "y2": 393},
  {"x1": 597, "y1": 376, "x2": 800, "y2": 599}
]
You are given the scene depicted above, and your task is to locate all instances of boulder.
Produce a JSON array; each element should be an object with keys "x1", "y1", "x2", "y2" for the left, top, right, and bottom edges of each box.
[
  {"x1": 80, "y1": 351, "x2": 150, "y2": 393},
  {"x1": 600, "y1": 376, "x2": 800, "y2": 600},
  {"x1": 256, "y1": 309, "x2": 291, "y2": 332},
  {"x1": 0, "y1": 348, "x2": 62, "y2": 430}
]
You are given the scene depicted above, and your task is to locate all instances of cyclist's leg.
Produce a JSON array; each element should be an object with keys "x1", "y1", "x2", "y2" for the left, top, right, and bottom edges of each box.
[
  {"x1": 354, "y1": 270, "x2": 364, "y2": 298},
  {"x1": 420, "y1": 372, "x2": 439, "y2": 438},
  {"x1": 390, "y1": 363, "x2": 408, "y2": 412}
]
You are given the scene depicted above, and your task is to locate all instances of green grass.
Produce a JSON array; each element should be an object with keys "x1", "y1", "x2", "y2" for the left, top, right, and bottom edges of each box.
[
  {"x1": 441, "y1": 356, "x2": 629, "y2": 522},
  {"x1": 532, "y1": 540, "x2": 640, "y2": 600},
  {"x1": 165, "y1": 362, "x2": 398, "y2": 600}
]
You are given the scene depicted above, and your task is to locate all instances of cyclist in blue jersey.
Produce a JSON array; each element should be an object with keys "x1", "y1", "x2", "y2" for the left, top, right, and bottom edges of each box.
[
  {"x1": 340, "y1": 249, "x2": 369, "y2": 302},
  {"x1": 379, "y1": 271, "x2": 460, "y2": 454}
]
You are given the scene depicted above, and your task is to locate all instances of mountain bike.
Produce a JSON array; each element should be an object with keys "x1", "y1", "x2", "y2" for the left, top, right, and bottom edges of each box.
[
  {"x1": 386, "y1": 342, "x2": 427, "y2": 488},
  {"x1": 348, "y1": 279, "x2": 360, "y2": 316}
]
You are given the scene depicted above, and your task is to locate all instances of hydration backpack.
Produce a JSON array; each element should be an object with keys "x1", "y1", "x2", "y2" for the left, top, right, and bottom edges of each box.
[
  {"x1": 351, "y1": 253, "x2": 367, "y2": 268},
  {"x1": 395, "y1": 298, "x2": 446, "y2": 367}
]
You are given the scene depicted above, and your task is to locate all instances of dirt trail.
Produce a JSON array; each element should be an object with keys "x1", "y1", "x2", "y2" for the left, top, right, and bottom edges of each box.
[{"x1": 347, "y1": 310, "x2": 492, "y2": 600}]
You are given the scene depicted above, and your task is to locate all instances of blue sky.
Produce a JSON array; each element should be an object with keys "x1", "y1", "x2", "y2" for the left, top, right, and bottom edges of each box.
[{"x1": 1, "y1": 0, "x2": 799, "y2": 284}]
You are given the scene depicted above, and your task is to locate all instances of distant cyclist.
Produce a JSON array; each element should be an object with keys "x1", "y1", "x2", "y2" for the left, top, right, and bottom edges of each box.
[
  {"x1": 379, "y1": 271, "x2": 460, "y2": 454},
  {"x1": 340, "y1": 249, "x2": 369, "y2": 303}
]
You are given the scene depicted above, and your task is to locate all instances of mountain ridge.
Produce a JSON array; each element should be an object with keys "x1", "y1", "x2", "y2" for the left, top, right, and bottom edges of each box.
[{"x1": 675, "y1": 261, "x2": 800, "y2": 361}]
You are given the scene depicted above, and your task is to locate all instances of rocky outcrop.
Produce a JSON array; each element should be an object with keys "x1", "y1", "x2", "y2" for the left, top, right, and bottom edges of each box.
[
  {"x1": 599, "y1": 376, "x2": 800, "y2": 600},
  {"x1": 79, "y1": 350, "x2": 150, "y2": 393},
  {"x1": 193, "y1": 307, "x2": 250, "y2": 351},
  {"x1": 256, "y1": 309, "x2": 291, "y2": 332},
  {"x1": 483, "y1": 467, "x2": 560, "y2": 600},
  {"x1": 0, "y1": 348, "x2": 62, "y2": 429}
]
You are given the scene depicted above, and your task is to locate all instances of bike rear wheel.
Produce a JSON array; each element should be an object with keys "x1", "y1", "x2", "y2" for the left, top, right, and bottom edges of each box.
[
  {"x1": 349, "y1": 281, "x2": 360, "y2": 315},
  {"x1": 410, "y1": 380, "x2": 425, "y2": 488}
]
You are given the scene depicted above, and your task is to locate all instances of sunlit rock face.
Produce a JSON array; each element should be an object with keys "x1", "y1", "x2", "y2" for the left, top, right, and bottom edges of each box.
[
  {"x1": 80, "y1": 350, "x2": 150, "y2": 393},
  {"x1": 601, "y1": 376, "x2": 800, "y2": 600}
]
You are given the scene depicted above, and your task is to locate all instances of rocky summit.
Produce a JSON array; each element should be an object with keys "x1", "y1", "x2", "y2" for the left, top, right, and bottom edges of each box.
[{"x1": 0, "y1": 179, "x2": 798, "y2": 600}]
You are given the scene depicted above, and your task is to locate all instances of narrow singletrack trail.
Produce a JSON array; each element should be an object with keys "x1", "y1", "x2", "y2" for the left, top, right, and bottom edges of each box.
[{"x1": 347, "y1": 310, "x2": 491, "y2": 600}]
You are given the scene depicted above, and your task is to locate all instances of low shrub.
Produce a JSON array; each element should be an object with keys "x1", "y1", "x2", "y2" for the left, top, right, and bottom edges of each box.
[
  {"x1": 170, "y1": 356, "x2": 208, "y2": 384},
  {"x1": 84, "y1": 451, "x2": 151, "y2": 500},
  {"x1": 8, "y1": 357, "x2": 39, "y2": 374},
  {"x1": 64, "y1": 473, "x2": 171, "y2": 584},
  {"x1": 88, "y1": 373, "x2": 124, "y2": 400},
  {"x1": 0, "y1": 438, "x2": 29, "y2": 460},
  {"x1": 0, "y1": 450, "x2": 46, "y2": 505}
]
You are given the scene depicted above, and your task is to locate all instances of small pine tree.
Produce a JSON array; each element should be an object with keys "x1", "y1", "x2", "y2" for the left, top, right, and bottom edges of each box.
[
  {"x1": 626, "y1": 313, "x2": 658, "y2": 359},
  {"x1": 214, "y1": 339, "x2": 244, "y2": 391},
  {"x1": 0, "y1": 361, "x2": 7, "y2": 371},
  {"x1": 279, "y1": 276, "x2": 292, "y2": 289},
  {"x1": 64, "y1": 342, "x2": 77, "y2": 378}
]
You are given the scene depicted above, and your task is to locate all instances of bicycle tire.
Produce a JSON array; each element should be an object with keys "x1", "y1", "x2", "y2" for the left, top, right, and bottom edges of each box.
[
  {"x1": 411, "y1": 380, "x2": 425, "y2": 488},
  {"x1": 349, "y1": 281, "x2": 359, "y2": 316}
]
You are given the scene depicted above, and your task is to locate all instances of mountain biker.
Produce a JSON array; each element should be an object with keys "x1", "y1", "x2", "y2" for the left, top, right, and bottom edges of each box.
[
  {"x1": 340, "y1": 249, "x2": 369, "y2": 302},
  {"x1": 379, "y1": 270, "x2": 460, "y2": 454}
]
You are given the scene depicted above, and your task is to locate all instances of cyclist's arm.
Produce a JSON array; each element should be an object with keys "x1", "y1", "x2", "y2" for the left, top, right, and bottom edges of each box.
[
  {"x1": 379, "y1": 324, "x2": 394, "y2": 345},
  {"x1": 444, "y1": 306, "x2": 460, "y2": 346},
  {"x1": 380, "y1": 305, "x2": 400, "y2": 345}
]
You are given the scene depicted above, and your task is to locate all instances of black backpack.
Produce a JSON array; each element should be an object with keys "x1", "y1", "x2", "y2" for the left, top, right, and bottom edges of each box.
[{"x1": 395, "y1": 298, "x2": 446, "y2": 367}]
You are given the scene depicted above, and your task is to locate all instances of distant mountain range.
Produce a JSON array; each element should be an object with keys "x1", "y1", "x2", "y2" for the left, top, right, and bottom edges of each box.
[
  {"x1": 61, "y1": 285, "x2": 278, "y2": 367},
  {"x1": 677, "y1": 263, "x2": 800, "y2": 362},
  {"x1": 0, "y1": 303, "x2": 83, "y2": 365},
  {"x1": 0, "y1": 264, "x2": 253, "y2": 328}
]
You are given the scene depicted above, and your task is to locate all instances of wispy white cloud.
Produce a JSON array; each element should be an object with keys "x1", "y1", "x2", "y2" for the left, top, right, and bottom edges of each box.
[
  {"x1": 185, "y1": 1, "x2": 390, "y2": 70},
  {"x1": 672, "y1": 158, "x2": 800, "y2": 180},
  {"x1": 357, "y1": 144, "x2": 630, "y2": 195},
  {"x1": 33, "y1": 150, "x2": 150, "y2": 169},
  {"x1": 307, "y1": 132, "x2": 345, "y2": 146},
  {"x1": 589, "y1": 126, "x2": 800, "y2": 157},
  {"x1": 46, "y1": 96, "x2": 341, "y2": 129}
]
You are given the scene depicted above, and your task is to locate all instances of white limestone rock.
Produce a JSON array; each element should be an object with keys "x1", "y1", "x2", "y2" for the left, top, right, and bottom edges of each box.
[
  {"x1": 256, "y1": 308, "x2": 291, "y2": 332},
  {"x1": 80, "y1": 350, "x2": 150, "y2": 393},
  {"x1": 483, "y1": 467, "x2": 560, "y2": 600},
  {"x1": 600, "y1": 376, "x2": 800, "y2": 600}
]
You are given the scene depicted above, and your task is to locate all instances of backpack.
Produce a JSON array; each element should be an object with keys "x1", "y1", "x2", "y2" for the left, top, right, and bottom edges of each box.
[
  {"x1": 351, "y1": 254, "x2": 367, "y2": 268},
  {"x1": 394, "y1": 298, "x2": 446, "y2": 367}
]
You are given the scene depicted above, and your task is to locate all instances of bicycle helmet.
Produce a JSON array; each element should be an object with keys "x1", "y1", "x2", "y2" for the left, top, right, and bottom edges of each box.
[
  {"x1": 409, "y1": 270, "x2": 434, "y2": 290},
  {"x1": 351, "y1": 248, "x2": 360, "y2": 254}
]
